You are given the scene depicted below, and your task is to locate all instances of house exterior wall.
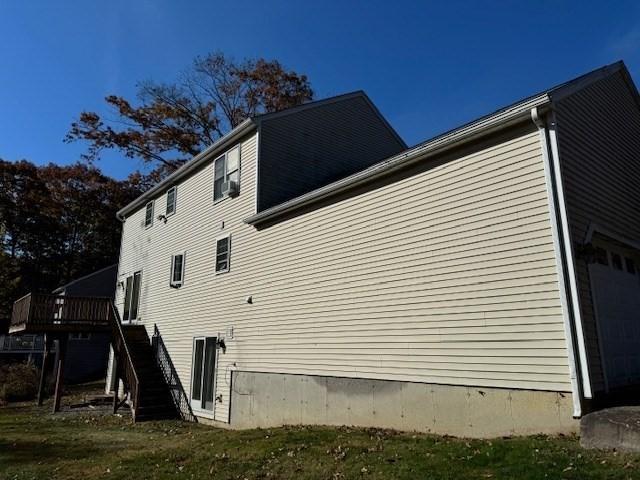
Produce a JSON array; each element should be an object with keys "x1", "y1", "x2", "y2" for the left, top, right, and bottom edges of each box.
[
  {"x1": 257, "y1": 95, "x2": 406, "y2": 211},
  {"x1": 554, "y1": 71, "x2": 640, "y2": 394},
  {"x1": 116, "y1": 121, "x2": 574, "y2": 433},
  {"x1": 64, "y1": 333, "x2": 110, "y2": 383},
  {"x1": 55, "y1": 265, "x2": 116, "y2": 383},
  {"x1": 60, "y1": 265, "x2": 118, "y2": 299},
  {"x1": 228, "y1": 371, "x2": 576, "y2": 437}
]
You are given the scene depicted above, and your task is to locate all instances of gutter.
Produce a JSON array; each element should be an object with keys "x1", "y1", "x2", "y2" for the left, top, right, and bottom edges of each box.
[
  {"x1": 116, "y1": 118, "x2": 257, "y2": 221},
  {"x1": 244, "y1": 94, "x2": 550, "y2": 225},
  {"x1": 532, "y1": 106, "x2": 590, "y2": 417}
]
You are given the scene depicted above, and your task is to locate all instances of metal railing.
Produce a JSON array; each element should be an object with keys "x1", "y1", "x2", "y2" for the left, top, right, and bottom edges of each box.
[
  {"x1": 0, "y1": 334, "x2": 44, "y2": 352},
  {"x1": 152, "y1": 324, "x2": 197, "y2": 422}
]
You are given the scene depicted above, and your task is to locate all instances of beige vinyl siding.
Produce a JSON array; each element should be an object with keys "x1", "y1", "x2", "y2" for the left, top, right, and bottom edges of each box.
[
  {"x1": 554, "y1": 71, "x2": 640, "y2": 393},
  {"x1": 117, "y1": 127, "x2": 570, "y2": 423}
]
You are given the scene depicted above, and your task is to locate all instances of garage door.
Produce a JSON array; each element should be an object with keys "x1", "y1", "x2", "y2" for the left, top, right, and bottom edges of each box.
[{"x1": 589, "y1": 243, "x2": 640, "y2": 390}]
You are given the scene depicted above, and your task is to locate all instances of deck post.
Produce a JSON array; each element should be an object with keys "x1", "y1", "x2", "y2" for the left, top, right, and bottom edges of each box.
[
  {"x1": 37, "y1": 334, "x2": 53, "y2": 406},
  {"x1": 52, "y1": 335, "x2": 68, "y2": 413}
]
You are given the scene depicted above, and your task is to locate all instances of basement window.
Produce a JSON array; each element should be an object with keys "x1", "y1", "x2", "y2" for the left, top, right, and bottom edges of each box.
[
  {"x1": 166, "y1": 186, "x2": 177, "y2": 216},
  {"x1": 145, "y1": 201, "x2": 154, "y2": 227},
  {"x1": 170, "y1": 253, "x2": 186, "y2": 287},
  {"x1": 215, "y1": 235, "x2": 231, "y2": 274}
]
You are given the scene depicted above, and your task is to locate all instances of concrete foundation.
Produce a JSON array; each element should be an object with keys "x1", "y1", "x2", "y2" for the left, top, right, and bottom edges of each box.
[
  {"x1": 228, "y1": 371, "x2": 578, "y2": 438},
  {"x1": 580, "y1": 407, "x2": 640, "y2": 452}
]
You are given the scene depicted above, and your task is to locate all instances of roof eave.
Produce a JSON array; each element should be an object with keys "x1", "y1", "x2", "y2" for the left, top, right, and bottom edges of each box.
[
  {"x1": 117, "y1": 118, "x2": 258, "y2": 220},
  {"x1": 244, "y1": 94, "x2": 551, "y2": 226}
]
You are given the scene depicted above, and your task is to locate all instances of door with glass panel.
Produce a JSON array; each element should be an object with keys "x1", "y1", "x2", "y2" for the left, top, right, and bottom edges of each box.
[
  {"x1": 122, "y1": 271, "x2": 142, "y2": 323},
  {"x1": 190, "y1": 337, "x2": 217, "y2": 412}
]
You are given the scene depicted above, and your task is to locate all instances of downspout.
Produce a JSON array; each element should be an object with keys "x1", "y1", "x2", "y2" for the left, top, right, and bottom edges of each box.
[
  {"x1": 532, "y1": 107, "x2": 590, "y2": 417},
  {"x1": 546, "y1": 111, "x2": 592, "y2": 400}
]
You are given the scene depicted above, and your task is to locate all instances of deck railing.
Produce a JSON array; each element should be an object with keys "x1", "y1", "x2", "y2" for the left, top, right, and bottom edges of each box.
[
  {"x1": 109, "y1": 303, "x2": 140, "y2": 420},
  {"x1": 10, "y1": 293, "x2": 113, "y2": 332},
  {"x1": 10, "y1": 292, "x2": 142, "y2": 420}
]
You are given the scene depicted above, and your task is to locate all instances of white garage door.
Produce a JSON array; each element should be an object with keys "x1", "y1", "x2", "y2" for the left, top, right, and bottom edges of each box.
[{"x1": 589, "y1": 244, "x2": 640, "y2": 390}]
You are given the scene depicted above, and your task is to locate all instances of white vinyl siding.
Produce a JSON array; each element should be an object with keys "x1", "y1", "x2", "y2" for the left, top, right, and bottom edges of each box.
[{"x1": 117, "y1": 128, "x2": 570, "y2": 423}]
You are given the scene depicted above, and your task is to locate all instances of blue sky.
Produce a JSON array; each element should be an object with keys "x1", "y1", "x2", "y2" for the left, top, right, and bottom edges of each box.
[{"x1": 1, "y1": 1, "x2": 639, "y2": 180}]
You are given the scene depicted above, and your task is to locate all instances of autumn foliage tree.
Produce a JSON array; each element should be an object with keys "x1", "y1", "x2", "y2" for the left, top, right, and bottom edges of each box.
[
  {"x1": 66, "y1": 52, "x2": 313, "y2": 186},
  {"x1": 0, "y1": 160, "x2": 141, "y2": 318}
]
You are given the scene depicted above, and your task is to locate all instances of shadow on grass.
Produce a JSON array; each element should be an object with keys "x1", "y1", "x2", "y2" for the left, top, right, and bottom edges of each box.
[{"x1": 0, "y1": 438, "x2": 105, "y2": 466}]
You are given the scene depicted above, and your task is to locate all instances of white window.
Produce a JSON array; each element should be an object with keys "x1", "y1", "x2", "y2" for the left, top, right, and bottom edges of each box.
[
  {"x1": 213, "y1": 146, "x2": 240, "y2": 201},
  {"x1": 123, "y1": 271, "x2": 142, "y2": 321},
  {"x1": 215, "y1": 234, "x2": 231, "y2": 273},
  {"x1": 166, "y1": 186, "x2": 177, "y2": 216},
  {"x1": 170, "y1": 253, "x2": 186, "y2": 287},
  {"x1": 145, "y1": 201, "x2": 154, "y2": 227}
]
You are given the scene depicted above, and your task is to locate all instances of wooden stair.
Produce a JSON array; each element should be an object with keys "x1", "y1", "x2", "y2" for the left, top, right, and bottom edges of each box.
[{"x1": 118, "y1": 325, "x2": 178, "y2": 421}]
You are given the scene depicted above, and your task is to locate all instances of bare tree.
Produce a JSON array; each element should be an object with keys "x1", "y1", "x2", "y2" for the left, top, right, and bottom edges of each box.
[{"x1": 66, "y1": 52, "x2": 313, "y2": 182}]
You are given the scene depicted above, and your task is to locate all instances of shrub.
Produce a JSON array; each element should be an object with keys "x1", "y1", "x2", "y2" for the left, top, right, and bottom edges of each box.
[{"x1": 0, "y1": 362, "x2": 40, "y2": 404}]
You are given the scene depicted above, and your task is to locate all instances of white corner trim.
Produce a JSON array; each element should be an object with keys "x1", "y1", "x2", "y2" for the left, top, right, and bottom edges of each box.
[
  {"x1": 546, "y1": 110, "x2": 593, "y2": 400},
  {"x1": 532, "y1": 107, "x2": 583, "y2": 417},
  {"x1": 254, "y1": 128, "x2": 261, "y2": 215}
]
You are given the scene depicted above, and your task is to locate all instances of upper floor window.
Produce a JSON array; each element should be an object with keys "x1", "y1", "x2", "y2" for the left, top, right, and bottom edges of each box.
[
  {"x1": 170, "y1": 253, "x2": 186, "y2": 287},
  {"x1": 215, "y1": 234, "x2": 231, "y2": 273},
  {"x1": 213, "y1": 146, "x2": 240, "y2": 202},
  {"x1": 145, "y1": 201, "x2": 154, "y2": 227},
  {"x1": 166, "y1": 186, "x2": 177, "y2": 216}
]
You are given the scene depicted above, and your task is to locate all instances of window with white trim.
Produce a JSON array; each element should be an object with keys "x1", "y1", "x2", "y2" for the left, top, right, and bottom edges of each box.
[
  {"x1": 123, "y1": 271, "x2": 142, "y2": 321},
  {"x1": 145, "y1": 201, "x2": 154, "y2": 227},
  {"x1": 166, "y1": 186, "x2": 177, "y2": 216},
  {"x1": 215, "y1": 235, "x2": 231, "y2": 273},
  {"x1": 213, "y1": 146, "x2": 240, "y2": 201},
  {"x1": 170, "y1": 253, "x2": 186, "y2": 287}
]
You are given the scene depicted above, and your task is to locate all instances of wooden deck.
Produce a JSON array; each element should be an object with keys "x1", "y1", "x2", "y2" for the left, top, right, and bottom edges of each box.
[{"x1": 10, "y1": 293, "x2": 114, "y2": 334}]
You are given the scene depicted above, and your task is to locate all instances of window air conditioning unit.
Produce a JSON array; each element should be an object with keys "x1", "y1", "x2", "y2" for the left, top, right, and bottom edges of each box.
[{"x1": 222, "y1": 180, "x2": 239, "y2": 197}]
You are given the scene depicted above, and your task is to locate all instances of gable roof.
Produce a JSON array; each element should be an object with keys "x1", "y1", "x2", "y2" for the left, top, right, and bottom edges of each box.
[
  {"x1": 116, "y1": 91, "x2": 404, "y2": 219},
  {"x1": 245, "y1": 61, "x2": 632, "y2": 226}
]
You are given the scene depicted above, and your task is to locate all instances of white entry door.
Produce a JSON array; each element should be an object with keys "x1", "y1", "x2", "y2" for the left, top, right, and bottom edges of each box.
[{"x1": 589, "y1": 245, "x2": 640, "y2": 390}]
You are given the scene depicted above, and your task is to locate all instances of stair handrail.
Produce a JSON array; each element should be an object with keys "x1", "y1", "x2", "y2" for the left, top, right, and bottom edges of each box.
[
  {"x1": 108, "y1": 302, "x2": 140, "y2": 419},
  {"x1": 152, "y1": 324, "x2": 197, "y2": 422}
]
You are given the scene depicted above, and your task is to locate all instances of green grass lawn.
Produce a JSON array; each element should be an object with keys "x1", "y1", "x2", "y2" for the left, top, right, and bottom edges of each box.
[{"x1": 1, "y1": 399, "x2": 639, "y2": 480}]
